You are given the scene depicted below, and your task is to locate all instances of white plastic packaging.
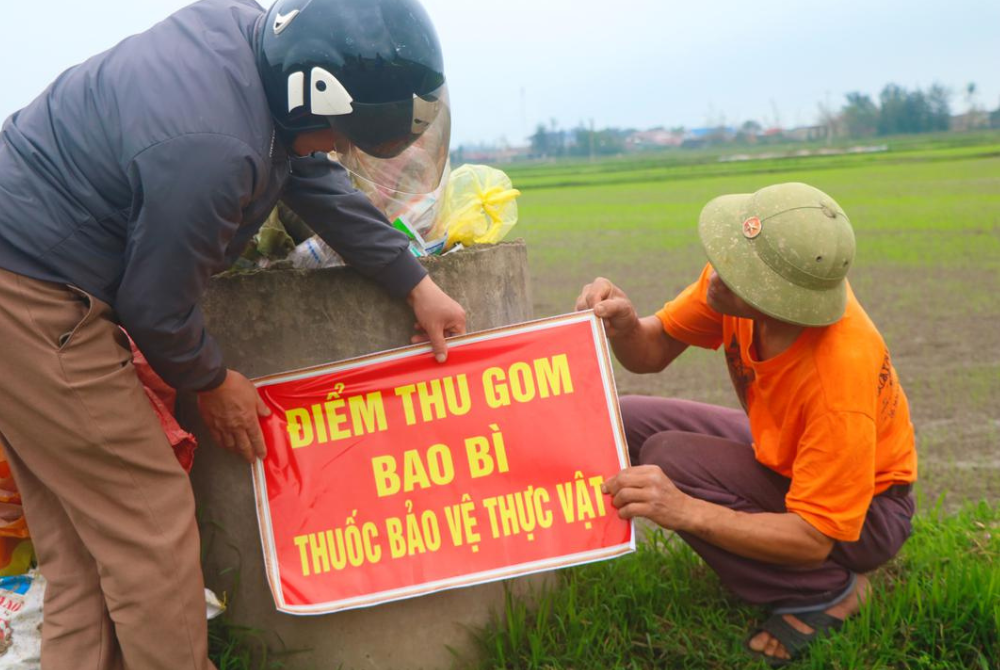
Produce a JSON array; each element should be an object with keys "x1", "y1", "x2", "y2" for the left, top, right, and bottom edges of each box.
[
  {"x1": 286, "y1": 236, "x2": 345, "y2": 269},
  {"x1": 0, "y1": 572, "x2": 44, "y2": 669}
]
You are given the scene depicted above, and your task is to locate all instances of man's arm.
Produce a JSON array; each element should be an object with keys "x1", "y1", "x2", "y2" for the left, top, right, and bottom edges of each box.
[
  {"x1": 119, "y1": 134, "x2": 256, "y2": 391},
  {"x1": 603, "y1": 466, "x2": 835, "y2": 566},
  {"x1": 575, "y1": 277, "x2": 688, "y2": 373},
  {"x1": 120, "y1": 134, "x2": 271, "y2": 462},
  {"x1": 281, "y1": 153, "x2": 465, "y2": 359},
  {"x1": 281, "y1": 153, "x2": 425, "y2": 297}
]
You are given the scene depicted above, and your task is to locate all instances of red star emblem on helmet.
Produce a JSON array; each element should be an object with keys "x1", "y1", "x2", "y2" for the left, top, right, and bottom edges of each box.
[{"x1": 742, "y1": 216, "x2": 762, "y2": 239}]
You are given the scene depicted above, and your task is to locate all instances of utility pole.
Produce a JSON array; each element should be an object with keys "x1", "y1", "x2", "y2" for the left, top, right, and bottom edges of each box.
[
  {"x1": 519, "y1": 86, "x2": 526, "y2": 146},
  {"x1": 824, "y1": 90, "x2": 834, "y2": 145},
  {"x1": 589, "y1": 118, "x2": 596, "y2": 162}
]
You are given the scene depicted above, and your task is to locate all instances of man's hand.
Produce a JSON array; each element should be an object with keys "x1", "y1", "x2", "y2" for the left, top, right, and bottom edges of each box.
[
  {"x1": 575, "y1": 277, "x2": 640, "y2": 338},
  {"x1": 197, "y1": 369, "x2": 272, "y2": 463},
  {"x1": 602, "y1": 465, "x2": 692, "y2": 530},
  {"x1": 408, "y1": 276, "x2": 467, "y2": 363},
  {"x1": 605, "y1": 465, "x2": 837, "y2": 566},
  {"x1": 576, "y1": 277, "x2": 688, "y2": 374}
]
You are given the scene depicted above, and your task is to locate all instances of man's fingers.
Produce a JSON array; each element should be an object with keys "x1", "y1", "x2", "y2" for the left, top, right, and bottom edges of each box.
[
  {"x1": 612, "y1": 486, "x2": 651, "y2": 509},
  {"x1": 593, "y1": 299, "x2": 616, "y2": 319},
  {"x1": 248, "y1": 423, "x2": 268, "y2": 461},
  {"x1": 616, "y1": 502, "x2": 650, "y2": 520},
  {"x1": 234, "y1": 431, "x2": 254, "y2": 463},
  {"x1": 576, "y1": 278, "x2": 620, "y2": 312},
  {"x1": 407, "y1": 276, "x2": 465, "y2": 363},
  {"x1": 604, "y1": 466, "x2": 658, "y2": 494},
  {"x1": 217, "y1": 428, "x2": 236, "y2": 452},
  {"x1": 412, "y1": 325, "x2": 461, "y2": 356},
  {"x1": 574, "y1": 283, "x2": 592, "y2": 311},
  {"x1": 589, "y1": 278, "x2": 616, "y2": 307},
  {"x1": 256, "y1": 391, "x2": 271, "y2": 417},
  {"x1": 601, "y1": 467, "x2": 645, "y2": 493},
  {"x1": 426, "y1": 326, "x2": 448, "y2": 363},
  {"x1": 594, "y1": 297, "x2": 634, "y2": 322},
  {"x1": 214, "y1": 424, "x2": 235, "y2": 450},
  {"x1": 618, "y1": 465, "x2": 660, "y2": 480}
]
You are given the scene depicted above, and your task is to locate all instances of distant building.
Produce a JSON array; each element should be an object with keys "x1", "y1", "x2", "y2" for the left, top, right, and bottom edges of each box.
[
  {"x1": 625, "y1": 128, "x2": 683, "y2": 151},
  {"x1": 681, "y1": 126, "x2": 736, "y2": 148},
  {"x1": 950, "y1": 111, "x2": 989, "y2": 132},
  {"x1": 451, "y1": 145, "x2": 530, "y2": 165},
  {"x1": 784, "y1": 125, "x2": 829, "y2": 142}
]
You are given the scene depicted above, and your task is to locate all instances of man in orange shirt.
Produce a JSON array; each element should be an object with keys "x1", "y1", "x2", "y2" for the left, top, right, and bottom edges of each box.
[{"x1": 577, "y1": 182, "x2": 916, "y2": 665}]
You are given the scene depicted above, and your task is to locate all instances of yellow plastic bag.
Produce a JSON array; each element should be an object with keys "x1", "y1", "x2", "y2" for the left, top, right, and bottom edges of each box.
[{"x1": 429, "y1": 164, "x2": 521, "y2": 249}]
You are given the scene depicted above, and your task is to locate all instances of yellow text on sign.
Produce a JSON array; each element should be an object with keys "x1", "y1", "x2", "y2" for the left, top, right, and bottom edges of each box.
[
  {"x1": 285, "y1": 391, "x2": 387, "y2": 449},
  {"x1": 372, "y1": 426, "x2": 512, "y2": 498},
  {"x1": 482, "y1": 354, "x2": 574, "y2": 409}
]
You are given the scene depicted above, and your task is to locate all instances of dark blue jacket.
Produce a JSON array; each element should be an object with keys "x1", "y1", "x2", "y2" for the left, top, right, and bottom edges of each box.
[{"x1": 0, "y1": 0, "x2": 425, "y2": 391}]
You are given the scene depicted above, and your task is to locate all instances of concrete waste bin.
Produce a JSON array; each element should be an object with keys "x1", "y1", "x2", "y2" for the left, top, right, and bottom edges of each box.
[{"x1": 183, "y1": 241, "x2": 539, "y2": 669}]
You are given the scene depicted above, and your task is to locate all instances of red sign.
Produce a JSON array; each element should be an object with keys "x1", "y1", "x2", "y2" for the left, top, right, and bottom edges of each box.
[{"x1": 252, "y1": 312, "x2": 633, "y2": 614}]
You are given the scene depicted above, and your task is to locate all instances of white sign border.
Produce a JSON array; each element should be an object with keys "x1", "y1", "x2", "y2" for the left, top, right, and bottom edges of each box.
[{"x1": 251, "y1": 310, "x2": 635, "y2": 615}]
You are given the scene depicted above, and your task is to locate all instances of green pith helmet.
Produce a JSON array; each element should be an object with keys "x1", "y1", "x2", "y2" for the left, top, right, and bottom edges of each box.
[{"x1": 697, "y1": 182, "x2": 856, "y2": 326}]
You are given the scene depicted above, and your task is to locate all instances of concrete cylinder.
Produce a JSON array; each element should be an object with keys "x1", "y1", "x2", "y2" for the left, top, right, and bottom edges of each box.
[{"x1": 183, "y1": 242, "x2": 537, "y2": 669}]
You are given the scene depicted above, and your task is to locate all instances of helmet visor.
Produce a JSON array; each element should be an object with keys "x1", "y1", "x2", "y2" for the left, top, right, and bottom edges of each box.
[
  {"x1": 334, "y1": 85, "x2": 451, "y2": 234},
  {"x1": 335, "y1": 83, "x2": 449, "y2": 160}
]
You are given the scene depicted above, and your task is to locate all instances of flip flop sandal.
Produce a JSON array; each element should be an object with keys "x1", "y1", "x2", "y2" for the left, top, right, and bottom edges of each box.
[{"x1": 745, "y1": 609, "x2": 845, "y2": 667}]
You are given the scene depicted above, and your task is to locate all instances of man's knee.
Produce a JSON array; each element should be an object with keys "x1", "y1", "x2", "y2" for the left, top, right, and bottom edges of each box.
[
  {"x1": 40, "y1": 563, "x2": 103, "y2": 624},
  {"x1": 620, "y1": 395, "x2": 647, "y2": 464},
  {"x1": 620, "y1": 396, "x2": 691, "y2": 465},
  {"x1": 834, "y1": 510, "x2": 913, "y2": 573},
  {"x1": 637, "y1": 430, "x2": 695, "y2": 482}
]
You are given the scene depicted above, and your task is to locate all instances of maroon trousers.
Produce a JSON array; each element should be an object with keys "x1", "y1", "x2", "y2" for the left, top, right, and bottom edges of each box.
[{"x1": 621, "y1": 396, "x2": 914, "y2": 612}]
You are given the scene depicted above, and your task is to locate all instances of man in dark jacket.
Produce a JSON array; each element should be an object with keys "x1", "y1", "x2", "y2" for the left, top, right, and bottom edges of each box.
[{"x1": 0, "y1": 0, "x2": 463, "y2": 667}]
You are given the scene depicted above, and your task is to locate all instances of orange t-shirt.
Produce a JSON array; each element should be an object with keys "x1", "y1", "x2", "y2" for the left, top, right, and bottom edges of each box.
[{"x1": 655, "y1": 264, "x2": 917, "y2": 541}]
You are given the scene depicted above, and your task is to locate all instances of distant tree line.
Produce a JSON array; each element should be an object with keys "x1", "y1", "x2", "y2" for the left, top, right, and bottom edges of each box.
[
  {"x1": 529, "y1": 121, "x2": 629, "y2": 159},
  {"x1": 840, "y1": 83, "x2": 951, "y2": 137},
  {"x1": 520, "y1": 82, "x2": 1000, "y2": 158}
]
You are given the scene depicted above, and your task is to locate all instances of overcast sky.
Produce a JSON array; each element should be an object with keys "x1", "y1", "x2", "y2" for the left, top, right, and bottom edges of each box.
[{"x1": 2, "y1": 0, "x2": 998, "y2": 146}]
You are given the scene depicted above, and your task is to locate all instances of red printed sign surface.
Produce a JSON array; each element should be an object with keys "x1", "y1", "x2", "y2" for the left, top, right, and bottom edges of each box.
[{"x1": 252, "y1": 312, "x2": 633, "y2": 614}]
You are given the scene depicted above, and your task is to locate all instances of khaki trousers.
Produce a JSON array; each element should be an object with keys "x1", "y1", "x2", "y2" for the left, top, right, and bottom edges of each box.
[{"x1": 0, "y1": 268, "x2": 215, "y2": 670}]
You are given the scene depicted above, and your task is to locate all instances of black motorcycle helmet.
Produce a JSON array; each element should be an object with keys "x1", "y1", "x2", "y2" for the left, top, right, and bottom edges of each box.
[{"x1": 257, "y1": 0, "x2": 449, "y2": 160}]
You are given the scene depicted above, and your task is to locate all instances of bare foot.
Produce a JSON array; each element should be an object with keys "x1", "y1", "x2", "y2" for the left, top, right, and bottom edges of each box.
[{"x1": 748, "y1": 573, "x2": 871, "y2": 661}]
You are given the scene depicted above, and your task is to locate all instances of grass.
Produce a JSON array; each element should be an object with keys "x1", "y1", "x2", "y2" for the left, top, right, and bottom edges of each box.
[
  {"x1": 473, "y1": 501, "x2": 999, "y2": 670},
  {"x1": 201, "y1": 516, "x2": 292, "y2": 670},
  {"x1": 209, "y1": 616, "x2": 286, "y2": 670}
]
